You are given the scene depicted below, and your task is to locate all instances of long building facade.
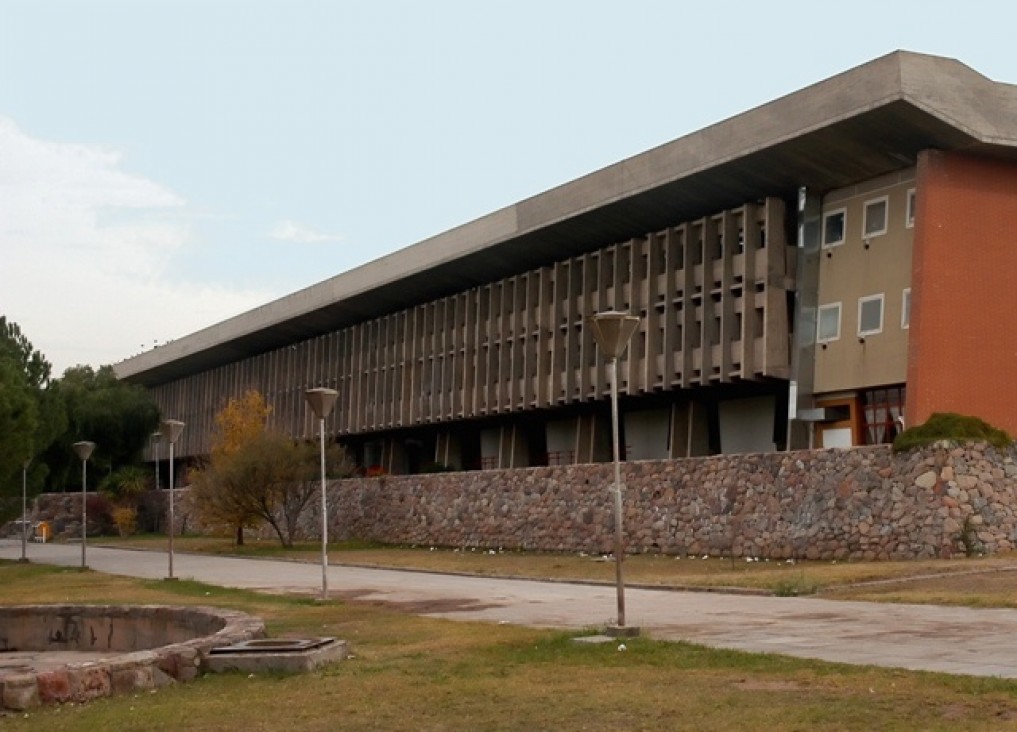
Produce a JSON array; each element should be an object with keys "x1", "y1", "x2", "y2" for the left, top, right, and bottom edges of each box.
[{"x1": 116, "y1": 51, "x2": 1017, "y2": 474}]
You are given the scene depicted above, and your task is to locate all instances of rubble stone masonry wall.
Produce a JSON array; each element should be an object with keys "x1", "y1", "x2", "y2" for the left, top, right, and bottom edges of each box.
[
  {"x1": 25, "y1": 443, "x2": 1017, "y2": 560},
  {"x1": 320, "y1": 443, "x2": 1017, "y2": 560}
]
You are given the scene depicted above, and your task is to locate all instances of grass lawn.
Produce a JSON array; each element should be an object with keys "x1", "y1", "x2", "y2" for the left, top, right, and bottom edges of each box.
[{"x1": 4, "y1": 560, "x2": 1017, "y2": 730}]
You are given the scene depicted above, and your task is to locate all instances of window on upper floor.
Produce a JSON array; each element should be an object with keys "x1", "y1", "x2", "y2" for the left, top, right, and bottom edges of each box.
[
  {"x1": 863, "y1": 196, "x2": 889, "y2": 239},
  {"x1": 905, "y1": 188, "x2": 916, "y2": 229},
  {"x1": 822, "y1": 209, "x2": 846, "y2": 248},
  {"x1": 817, "y1": 303, "x2": 842, "y2": 343},
  {"x1": 901, "y1": 288, "x2": 911, "y2": 329},
  {"x1": 858, "y1": 294, "x2": 884, "y2": 336}
]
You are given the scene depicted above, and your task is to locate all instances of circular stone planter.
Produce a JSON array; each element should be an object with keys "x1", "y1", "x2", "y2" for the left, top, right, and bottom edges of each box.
[{"x1": 0, "y1": 604, "x2": 265, "y2": 711}]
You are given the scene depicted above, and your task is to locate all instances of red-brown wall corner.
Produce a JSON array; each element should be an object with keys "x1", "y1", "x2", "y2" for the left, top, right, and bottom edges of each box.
[{"x1": 907, "y1": 150, "x2": 1017, "y2": 435}]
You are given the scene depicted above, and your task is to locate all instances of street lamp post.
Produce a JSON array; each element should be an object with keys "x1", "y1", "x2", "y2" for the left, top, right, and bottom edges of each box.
[
  {"x1": 305, "y1": 387, "x2": 339, "y2": 601},
  {"x1": 588, "y1": 311, "x2": 641, "y2": 634},
  {"x1": 151, "y1": 431, "x2": 162, "y2": 492},
  {"x1": 72, "y1": 441, "x2": 96, "y2": 569},
  {"x1": 160, "y1": 420, "x2": 185, "y2": 580},
  {"x1": 20, "y1": 457, "x2": 31, "y2": 563}
]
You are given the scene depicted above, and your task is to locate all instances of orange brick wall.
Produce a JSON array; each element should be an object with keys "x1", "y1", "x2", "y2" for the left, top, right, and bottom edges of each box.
[{"x1": 907, "y1": 150, "x2": 1017, "y2": 434}]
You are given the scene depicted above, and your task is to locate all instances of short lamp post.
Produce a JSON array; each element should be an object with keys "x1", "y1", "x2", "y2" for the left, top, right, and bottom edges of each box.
[
  {"x1": 72, "y1": 441, "x2": 96, "y2": 569},
  {"x1": 305, "y1": 387, "x2": 339, "y2": 601},
  {"x1": 160, "y1": 420, "x2": 185, "y2": 580},
  {"x1": 20, "y1": 457, "x2": 31, "y2": 563},
  {"x1": 588, "y1": 311, "x2": 641, "y2": 634}
]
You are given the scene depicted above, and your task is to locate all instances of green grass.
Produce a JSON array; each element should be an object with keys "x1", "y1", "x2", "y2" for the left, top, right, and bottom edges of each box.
[{"x1": 4, "y1": 561, "x2": 1017, "y2": 730}]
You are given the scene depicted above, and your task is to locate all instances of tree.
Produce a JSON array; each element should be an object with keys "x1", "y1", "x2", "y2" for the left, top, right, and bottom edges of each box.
[
  {"x1": 42, "y1": 365, "x2": 160, "y2": 491},
  {"x1": 0, "y1": 316, "x2": 52, "y2": 390},
  {"x1": 0, "y1": 317, "x2": 66, "y2": 519},
  {"x1": 211, "y1": 390, "x2": 272, "y2": 455},
  {"x1": 0, "y1": 357, "x2": 36, "y2": 489},
  {"x1": 198, "y1": 390, "x2": 273, "y2": 544},
  {"x1": 0, "y1": 317, "x2": 160, "y2": 524},
  {"x1": 190, "y1": 391, "x2": 353, "y2": 547}
]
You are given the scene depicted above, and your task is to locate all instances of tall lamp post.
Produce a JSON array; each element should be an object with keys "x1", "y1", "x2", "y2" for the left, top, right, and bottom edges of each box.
[
  {"x1": 20, "y1": 457, "x2": 31, "y2": 563},
  {"x1": 588, "y1": 311, "x2": 641, "y2": 634},
  {"x1": 160, "y1": 420, "x2": 185, "y2": 580},
  {"x1": 151, "y1": 431, "x2": 162, "y2": 492},
  {"x1": 72, "y1": 441, "x2": 96, "y2": 569},
  {"x1": 305, "y1": 387, "x2": 339, "y2": 601}
]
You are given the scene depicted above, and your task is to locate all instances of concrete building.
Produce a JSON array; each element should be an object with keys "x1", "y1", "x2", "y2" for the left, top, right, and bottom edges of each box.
[{"x1": 115, "y1": 51, "x2": 1017, "y2": 473}]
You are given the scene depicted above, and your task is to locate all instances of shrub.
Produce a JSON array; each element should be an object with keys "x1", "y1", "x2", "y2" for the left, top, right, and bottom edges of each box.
[
  {"x1": 772, "y1": 574, "x2": 820, "y2": 597},
  {"x1": 892, "y1": 412, "x2": 1013, "y2": 453},
  {"x1": 99, "y1": 465, "x2": 150, "y2": 505},
  {"x1": 111, "y1": 505, "x2": 138, "y2": 536}
]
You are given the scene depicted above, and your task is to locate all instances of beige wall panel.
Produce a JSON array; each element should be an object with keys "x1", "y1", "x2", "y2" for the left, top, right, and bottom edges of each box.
[
  {"x1": 564, "y1": 261, "x2": 578, "y2": 402},
  {"x1": 630, "y1": 237, "x2": 648, "y2": 393},
  {"x1": 814, "y1": 171, "x2": 914, "y2": 393},
  {"x1": 720, "y1": 211, "x2": 737, "y2": 378},
  {"x1": 501, "y1": 280, "x2": 510, "y2": 410}
]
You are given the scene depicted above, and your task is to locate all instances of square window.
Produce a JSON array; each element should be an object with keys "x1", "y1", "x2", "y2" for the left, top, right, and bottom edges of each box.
[
  {"x1": 858, "y1": 294, "x2": 884, "y2": 336},
  {"x1": 817, "y1": 303, "x2": 841, "y2": 343},
  {"x1": 902, "y1": 288, "x2": 911, "y2": 329},
  {"x1": 905, "y1": 189, "x2": 916, "y2": 229},
  {"x1": 863, "y1": 196, "x2": 888, "y2": 238},
  {"x1": 822, "y1": 209, "x2": 845, "y2": 247}
]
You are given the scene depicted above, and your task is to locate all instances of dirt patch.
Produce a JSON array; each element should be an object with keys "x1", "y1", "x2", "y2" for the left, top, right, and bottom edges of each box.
[
  {"x1": 731, "y1": 679, "x2": 805, "y2": 691},
  {"x1": 940, "y1": 702, "x2": 1017, "y2": 722},
  {"x1": 825, "y1": 568, "x2": 1017, "y2": 604},
  {"x1": 335, "y1": 590, "x2": 503, "y2": 615}
]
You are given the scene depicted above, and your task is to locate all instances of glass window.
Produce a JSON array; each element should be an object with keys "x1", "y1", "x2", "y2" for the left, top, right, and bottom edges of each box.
[
  {"x1": 863, "y1": 196, "x2": 888, "y2": 238},
  {"x1": 862, "y1": 385, "x2": 906, "y2": 445},
  {"x1": 858, "y1": 294, "x2": 884, "y2": 336},
  {"x1": 817, "y1": 303, "x2": 841, "y2": 343},
  {"x1": 902, "y1": 288, "x2": 911, "y2": 329},
  {"x1": 822, "y1": 209, "x2": 845, "y2": 247},
  {"x1": 905, "y1": 189, "x2": 916, "y2": 229}
]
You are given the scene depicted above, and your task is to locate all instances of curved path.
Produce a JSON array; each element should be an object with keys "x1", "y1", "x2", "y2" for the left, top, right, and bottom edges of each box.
[{"x1": 3, "y1": 540, "x2": 1016, "y2": 679}]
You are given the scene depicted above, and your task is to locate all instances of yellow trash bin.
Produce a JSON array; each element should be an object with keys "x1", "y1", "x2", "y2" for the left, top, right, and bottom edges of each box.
[{"x1": 35, "y1": 521, "x2": 50, "y2": 543}]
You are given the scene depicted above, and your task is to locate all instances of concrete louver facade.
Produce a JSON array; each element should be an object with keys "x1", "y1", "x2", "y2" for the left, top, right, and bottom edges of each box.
[
  {"x1": 145, "y1": 198, "x2": 793, "y2": 468},
  {"x1": 116, "y1": 50, "x2": 1017, "y2": 473}
]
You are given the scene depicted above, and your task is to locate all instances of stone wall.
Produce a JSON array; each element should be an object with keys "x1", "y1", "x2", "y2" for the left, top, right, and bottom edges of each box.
[
  {"x1": 17, "y1": 492, "x2": 114, "y2": 539},
  {"x1": 311, "y1": 443, "x2": 1017, "y2": 560},
  {"x1": 25, "y1": 442, "x2": 1017, "y2": 561}
]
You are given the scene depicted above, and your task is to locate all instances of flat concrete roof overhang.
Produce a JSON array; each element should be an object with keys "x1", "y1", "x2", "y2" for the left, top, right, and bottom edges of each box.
[{"x1": 116, "y1": 50, "x2": 1017, "y2": 387}]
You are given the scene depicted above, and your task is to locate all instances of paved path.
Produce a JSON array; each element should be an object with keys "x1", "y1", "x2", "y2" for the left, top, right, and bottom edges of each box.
[{"x1": 4, "y1": 540, "x2": 1017, "y2": 679}]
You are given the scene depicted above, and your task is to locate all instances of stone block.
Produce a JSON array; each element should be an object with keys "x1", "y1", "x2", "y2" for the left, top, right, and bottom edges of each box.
[
  {"x1": 110, "y1": 665, "x2": 155, "y2": 693},
  {"x1": 68, "y1": 666, "x2": 111, "y2": 702},
  {"x1": 35, "y1": 670, "x2": 71, "y2": 704},
  {"x1": 2, "y1": 675, "x2": 39, "y2": 711}
]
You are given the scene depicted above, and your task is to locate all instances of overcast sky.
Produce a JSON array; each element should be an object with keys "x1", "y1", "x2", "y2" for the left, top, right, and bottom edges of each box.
[{"x1": 2, "y1": 0, "x2": 1015, "y2": 375}]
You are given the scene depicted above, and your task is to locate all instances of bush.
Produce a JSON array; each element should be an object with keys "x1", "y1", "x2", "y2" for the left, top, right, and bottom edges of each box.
[
  {"x1": 772, "y1": 574, "x2": 820, "y2": 597},
  {"x1": 100, "y1": 465, "x2": 150, "y2": 505},
  {"x1": 893, "y1": 412, "x2": 1013, "y2": 453},
  {"x1": 111, "y1": 505, "x2": 138, "y2": 536}
]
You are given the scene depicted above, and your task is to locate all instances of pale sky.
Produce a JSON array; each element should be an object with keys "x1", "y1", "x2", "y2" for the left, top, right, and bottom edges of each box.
[{"x1": 2, "y1": 0, "x2": 1015, "y2": 375}]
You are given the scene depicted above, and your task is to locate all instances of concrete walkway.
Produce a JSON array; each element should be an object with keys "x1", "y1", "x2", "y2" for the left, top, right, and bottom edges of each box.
[{"x1": 3, "y1": 539, "x2": 1016, "y2": 679}]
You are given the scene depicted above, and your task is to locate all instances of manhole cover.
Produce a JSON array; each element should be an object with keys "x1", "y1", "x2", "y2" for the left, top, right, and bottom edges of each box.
[{"x1": 209, "y1": 638, "x2": 335, "y2": 654}]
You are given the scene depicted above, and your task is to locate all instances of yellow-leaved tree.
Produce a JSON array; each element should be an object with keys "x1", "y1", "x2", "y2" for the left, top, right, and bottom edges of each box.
[
  {"x1": 212, "y1": 390, "x2": 272, "y2": 459},
  {"x1": 193, "y1": 390, "x2": 271, "y2": 545},
  {"x1": 190, "y1": 389, "x2": 353, "y2": 547}
]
